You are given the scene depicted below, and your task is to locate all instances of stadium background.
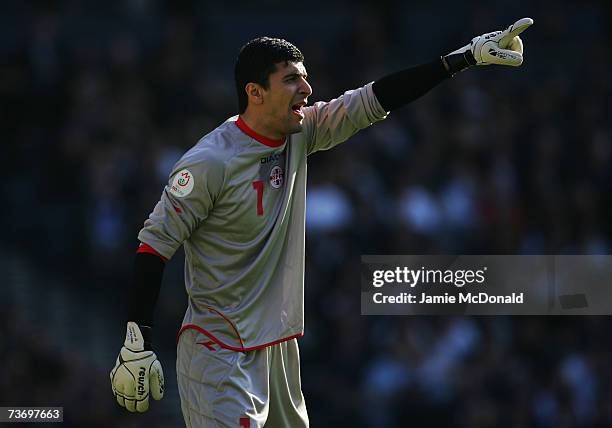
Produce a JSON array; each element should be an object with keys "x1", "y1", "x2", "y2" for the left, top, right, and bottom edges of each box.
[{"x1": 2, "y1": 0, "x2": 611, "y2": 426}]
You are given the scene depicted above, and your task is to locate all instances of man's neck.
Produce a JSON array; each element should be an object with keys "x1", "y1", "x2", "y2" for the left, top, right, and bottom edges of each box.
[{"x1": 239, "y1": 112, "x2": 285, "y2": 141}]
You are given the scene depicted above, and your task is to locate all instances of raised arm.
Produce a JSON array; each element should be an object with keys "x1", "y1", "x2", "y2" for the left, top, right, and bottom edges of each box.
[
  {"x1": 373, "y1": 17, "x2": 533, "y2": 111},
  {"x1": 305, "y1": 17, "x2": 533, "y2": 155}
]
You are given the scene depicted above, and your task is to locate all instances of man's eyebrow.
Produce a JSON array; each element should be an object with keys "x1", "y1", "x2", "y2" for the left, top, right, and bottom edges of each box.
[{"x1": 282, "y1": 71, "x2": 308, "y2": 80}]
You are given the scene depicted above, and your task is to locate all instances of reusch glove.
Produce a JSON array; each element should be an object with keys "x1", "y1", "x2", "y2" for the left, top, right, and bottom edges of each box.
[
  {"x1": 110, "y1": 322, "x2": 165, "y2": 412},
  {"x1": 443, "y1": 17, "x2": 534, "y2": 75}
]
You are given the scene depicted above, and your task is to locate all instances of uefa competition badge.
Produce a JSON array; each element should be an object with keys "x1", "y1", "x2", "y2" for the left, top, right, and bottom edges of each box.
[
  {"x1": 170, "y1": 169, "x2": 194, "y2": 197},
  {"x1": 269, "y1": 166, "x2": 284, "y2": 189}
]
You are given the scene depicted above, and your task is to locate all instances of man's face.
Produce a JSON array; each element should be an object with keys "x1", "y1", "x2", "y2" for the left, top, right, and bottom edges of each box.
[{"x1": 260, "y1": 61, "x2": 312, "y2": 137}]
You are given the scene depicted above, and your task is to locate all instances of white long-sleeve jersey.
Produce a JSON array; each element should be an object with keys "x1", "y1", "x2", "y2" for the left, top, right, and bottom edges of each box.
[{"x1": 139, "y1": 82, "x2": 387, "y2": 350}]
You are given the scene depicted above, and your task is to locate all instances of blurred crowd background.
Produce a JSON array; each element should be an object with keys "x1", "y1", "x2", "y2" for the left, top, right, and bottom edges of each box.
[{"x1": 2, "y1": 0, "x2": 611, "y2": 427}]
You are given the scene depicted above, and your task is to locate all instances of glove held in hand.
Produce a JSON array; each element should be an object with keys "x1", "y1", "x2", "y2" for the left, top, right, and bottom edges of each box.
[{"x1": 110, "y1": 322, "x2": 165, "y2": 413}]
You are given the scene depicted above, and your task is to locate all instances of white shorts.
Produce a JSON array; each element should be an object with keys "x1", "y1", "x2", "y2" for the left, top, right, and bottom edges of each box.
[{"x1": 177, "y1": 328, "x2": 309, "y2": 428}]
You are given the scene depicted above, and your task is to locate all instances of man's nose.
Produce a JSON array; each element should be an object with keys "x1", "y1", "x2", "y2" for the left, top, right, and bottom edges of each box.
[{"x1": 300, "y1": 79, "x2": 312, "y2": 96}]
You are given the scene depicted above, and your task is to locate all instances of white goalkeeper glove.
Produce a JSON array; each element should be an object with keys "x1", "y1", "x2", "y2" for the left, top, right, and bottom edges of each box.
[
  {"x1": 110, "y1": 322, "x2": 165, "y2": 412},
  {"x1": 443, "y1": 17, "x2": 534, "y2": 75}
]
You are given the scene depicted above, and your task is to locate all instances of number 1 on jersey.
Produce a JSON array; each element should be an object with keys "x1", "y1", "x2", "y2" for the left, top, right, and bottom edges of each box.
[{"x1": 252, "y1": 180, "x2": 264, "y2": 216}]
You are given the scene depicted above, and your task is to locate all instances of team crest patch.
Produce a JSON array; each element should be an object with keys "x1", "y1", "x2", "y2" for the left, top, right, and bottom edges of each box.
[
  {"x1": 170, "y1": 169, "x2": 194, "y2": 197},
  {"x1": 269, "y1": 166, "x2": 284, "y2": 189}
]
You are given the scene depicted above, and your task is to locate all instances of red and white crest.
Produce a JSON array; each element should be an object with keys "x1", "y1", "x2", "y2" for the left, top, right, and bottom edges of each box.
[
  {"x1": 269, "y1": 166, "x2": 284, "y2": 189},
  {"x1": 170, "y1": 169, "x2": 194, "y2": 197}
]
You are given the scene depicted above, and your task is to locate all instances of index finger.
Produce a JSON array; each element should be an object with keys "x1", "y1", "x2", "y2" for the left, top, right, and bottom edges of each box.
[
  {"x1": 506, "y1": 17, "x2": 534, "y2": 38},
  {"x1": 500, "y1": 17, "x2": 534, "y2": 48}
]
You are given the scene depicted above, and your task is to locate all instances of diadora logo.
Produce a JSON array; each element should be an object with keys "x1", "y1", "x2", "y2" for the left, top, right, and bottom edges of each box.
[
  {"x1": 138, "y1": 367, "x2": 146, "y2": 395},
  {"x1": 260, "y1": 153, "x2": 282, "y2": 164},
  {"x1": 197, "y1": 340, "x2": 217, "y2": 351}
]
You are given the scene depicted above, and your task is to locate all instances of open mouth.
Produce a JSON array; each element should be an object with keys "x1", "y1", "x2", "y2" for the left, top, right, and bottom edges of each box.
[{"x1": 291, "y1": 102, "x2": 306, "y2": 119}]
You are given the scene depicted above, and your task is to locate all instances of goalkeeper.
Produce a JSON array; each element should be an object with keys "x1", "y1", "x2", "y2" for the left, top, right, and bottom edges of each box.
[{"x1": 110, "y1": 18, "x2": 533, "y2": 427}]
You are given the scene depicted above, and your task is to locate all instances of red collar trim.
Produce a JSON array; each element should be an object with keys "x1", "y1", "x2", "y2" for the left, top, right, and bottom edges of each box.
[{"x1": 235, "y1": 116, "x2": 286, "y2": 148}]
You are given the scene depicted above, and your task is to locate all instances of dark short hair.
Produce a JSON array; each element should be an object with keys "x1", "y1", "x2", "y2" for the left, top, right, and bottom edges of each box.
[{"x1": 234, "y1": 37, "x2": 304, "y2": 114}]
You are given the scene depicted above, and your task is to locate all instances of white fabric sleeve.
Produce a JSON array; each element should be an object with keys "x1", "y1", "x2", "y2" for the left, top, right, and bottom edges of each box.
[
  {"x1": 137, "y1": 155, "x2": 225, "y2": 259},
  {"x1": 304, "y1": 82, "x2": 388, "y2": 155}
]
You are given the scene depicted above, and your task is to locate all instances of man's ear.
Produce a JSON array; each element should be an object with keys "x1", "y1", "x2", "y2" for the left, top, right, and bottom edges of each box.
[{"x1": 246, "y1": 83, "x2": 264, "y2": 106}]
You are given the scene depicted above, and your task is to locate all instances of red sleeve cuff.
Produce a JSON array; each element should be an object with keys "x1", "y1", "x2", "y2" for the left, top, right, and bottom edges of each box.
[{"x1": 136, "y1": 243, "x2": 168, "y2": 262}]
